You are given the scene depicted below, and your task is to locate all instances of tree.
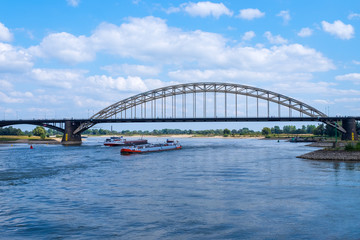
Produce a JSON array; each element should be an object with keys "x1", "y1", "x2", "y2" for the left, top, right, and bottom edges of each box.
[
  {"x1": 0, "y1": 126, "x2": 23, "y2": 135},
  {"x1": 32, "y1": 126, "x2": 46, "y2": 137},
  {"x1": 283, "y1": 125, "x2": 296, "y2": 134},
  {"x1": 239, "y1": 127, "x2": 251, "y2": 135},
  {"x1": 306, "y1": 125, "x2": 316, "y2": 134},
  {"x1": 262, "y1": 127, "x2": 271, "y2": 135},
  {"x1": 223, "y1": 128, "x2": 231, "y2": 136},
  {"x1": 313, "y1": 124, "x2": 324, "y2": 136},
  {"x1": 325, "y1": 124, "x2": 337, "y2": 137},
  {"x1": 273, "y1": 126, "x2": 282, "y2": 134}
]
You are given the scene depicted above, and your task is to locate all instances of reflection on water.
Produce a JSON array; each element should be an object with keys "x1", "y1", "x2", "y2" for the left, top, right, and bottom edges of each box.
[{"x1": 1, "y1": 137, "x2": 360, "y2": 239}]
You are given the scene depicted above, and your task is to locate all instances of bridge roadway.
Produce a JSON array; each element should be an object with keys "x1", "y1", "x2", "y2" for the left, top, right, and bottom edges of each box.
[
  {"x1": 1, "y1": 116, "x2": 359, "y2": 125},
  {"x1": 0, "y1": 116, "x2": 359, "y2": 144}
]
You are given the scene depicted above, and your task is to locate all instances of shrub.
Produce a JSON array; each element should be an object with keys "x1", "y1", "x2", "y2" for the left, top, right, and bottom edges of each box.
[
  {"x1": 345, "y1": 143, "x2": 355, "y2": 151},
  {"x1": 40, "y1": 133, "x2": 46, "y2": 140},
  {"x1": 356, "y1": 142, "x2": 360, "y2": 151}
]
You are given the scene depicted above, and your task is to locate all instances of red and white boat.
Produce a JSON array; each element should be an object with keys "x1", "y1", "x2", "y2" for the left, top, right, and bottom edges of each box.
[
  {"x1": 104, "y1": 136, "x2": 147, "y2": 147},
  {"x1": 121, "y1": 140, "x2": 182, "y2": 154}
]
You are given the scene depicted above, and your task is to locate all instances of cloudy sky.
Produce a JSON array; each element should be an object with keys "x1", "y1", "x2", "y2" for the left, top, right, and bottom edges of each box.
[{"x1": 0, "y1": 0, "x2": 359, "y2": 130}]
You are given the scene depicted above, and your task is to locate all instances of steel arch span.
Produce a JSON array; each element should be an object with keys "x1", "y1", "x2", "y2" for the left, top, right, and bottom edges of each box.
[{"x1": 75, "y1": 82, "x2": 343, "y2": 134}]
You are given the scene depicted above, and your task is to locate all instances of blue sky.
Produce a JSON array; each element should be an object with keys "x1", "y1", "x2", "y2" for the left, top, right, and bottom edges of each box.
[{"x1": 0, "y1": 0, "x2": 359, "y2": 131}]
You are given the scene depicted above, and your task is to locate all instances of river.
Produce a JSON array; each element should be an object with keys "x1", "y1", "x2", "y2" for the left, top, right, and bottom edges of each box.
[{"x1": 1, "y1": 137, "x2": 360, "y2": 239}]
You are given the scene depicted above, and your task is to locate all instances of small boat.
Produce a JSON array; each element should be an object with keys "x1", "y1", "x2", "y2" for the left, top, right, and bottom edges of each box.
[
  {"x1": 121, "y1": 140, "x2": 182, "y2": 154},
  {"x1": 104, "y1": 136, "x2": 148, "y2": 147}
]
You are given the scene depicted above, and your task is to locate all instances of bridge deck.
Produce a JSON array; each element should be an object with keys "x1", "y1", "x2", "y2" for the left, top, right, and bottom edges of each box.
[{"x1": 1, "y1": 116, "x2": 359, "y2": 126}]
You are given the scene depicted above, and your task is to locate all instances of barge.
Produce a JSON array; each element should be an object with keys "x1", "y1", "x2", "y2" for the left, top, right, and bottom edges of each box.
[{"x1": 120, "y1": 140, "x2": 182, "y2": 154}]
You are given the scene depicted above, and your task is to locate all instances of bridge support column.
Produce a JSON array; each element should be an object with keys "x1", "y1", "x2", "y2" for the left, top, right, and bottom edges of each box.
[
  {"x1": 341, "y1": 118, "x2": 358, "y2": 141},
  {"x1": 61, "y1": 120, "x2": 82, "y2": 145}
]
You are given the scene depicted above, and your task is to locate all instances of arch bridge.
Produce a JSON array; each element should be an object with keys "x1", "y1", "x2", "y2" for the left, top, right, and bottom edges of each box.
[{"x1": 0, "y1": 82, "x2": 358, "y2": 144}]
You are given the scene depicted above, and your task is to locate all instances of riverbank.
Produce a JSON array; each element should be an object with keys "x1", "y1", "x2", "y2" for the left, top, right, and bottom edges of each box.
[
  {"x1": 297, "y1": 141, "x2": 360, "y2": 161},
  {"x1": 0, "y1": 136, "x2": 61, "y2": 144},
  {"x1": 298, "y1": 149, "x2": 360, "y2": 161}
]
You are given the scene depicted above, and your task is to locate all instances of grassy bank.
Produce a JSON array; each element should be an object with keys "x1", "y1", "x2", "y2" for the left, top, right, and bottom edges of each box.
[
  {"x1": 0, "y1": 135, "x2": 61, "y2": 144},
  {"x1": 0, "y1": 135, "x2": 45, "y2": 141}
]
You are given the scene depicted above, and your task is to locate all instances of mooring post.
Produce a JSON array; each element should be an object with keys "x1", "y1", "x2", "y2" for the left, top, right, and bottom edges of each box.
[
  {"x1": 61, "y1": 120, "x2": 82, "y2": 145},
  {"x1": 341, "y1": 118, "x2": 358, "y2": 141}
]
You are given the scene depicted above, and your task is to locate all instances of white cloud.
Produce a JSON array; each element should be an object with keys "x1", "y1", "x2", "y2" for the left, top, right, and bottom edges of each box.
[
  {"x1": 238, "y1": 8, "x2": 265, "y2": 20},
  {"x1": 335, "y1": 73, "x2": 360, "y2": 84},
  {"x1": 166, "y1": 6, "x2": 181, "y2": 14},
  {"x1": 0, "y1": 91, "x2": 23, "y2": 103},
  {"x1": 144, "y1": 79, "x2": 178, "y2": 89},
  {"x1": 348, "y1": 13, "x2": 360, "y2": 20},
  {"x1": 297, "y1": 27, "x2": 313, "y2": 37},
  {"x1": 314, "y1": 99, "x2": 332, "y2": 105},
  {"x1": 321, "y1": 20, "x2": 354, "y2": 40},
  {"x1": 264, "y1": 31, "x2": 288, "y2": 44},
  {"x1": 168, "y1": 69, "x2": 313, "y2": 83},
  {"x1": 29, "y1": 68, "x2": 86, "y2": 89},
  {"x1": 91, "y1": 17, "x2": 227, "y2": 65},
  {"x1": 67, "y1": 0, "x2": 80, "y2": 7},
  {"x1": 0, "y1": 43, "x2": 33, "y2": 72},
  {"x1": 87, "y1": 75, "x2": 148, "y2": 92},
  {"x1": 0, "y1": 22, "x2": 13, "y2": 42},
  {"x1": 334, "y1": 97, "x2": 360, "y2": 103},
  {"x1": 0, "y1": 90, "x2": 33, "y2": 103},
  {"x1": 101, "y1": 64, "x2": 161, "y2": 77},
  {"x1": 277, "y1": 10, "x2": 290, "y2": 24},
  {"x1": 73, "y1": 96, "x2": 110, "y2": 108},
  {"x1": 9, "y1": 91, "x2": 33, "y2": 98},
  {"x1": 181, "y1": 1, "x2": 233, "y2": 18},
  {"x1": 242, "y1": 31, "x2": 255, "y2": 41},
  {"x1": 273, "y1": 81, "x2": 360, "y2": 96},
  {"x1": 0, "y1": 79, "x2": 13, "y2": 90},
  {"x1": 29, "y1": 32, "x2": 94, "y2": 64},
  {"x1": 28, "y1": 17, "x2": 334, "y2": 75},
  {"x1": 353, "y1": 60, "x2": 360, "y2": 65}
]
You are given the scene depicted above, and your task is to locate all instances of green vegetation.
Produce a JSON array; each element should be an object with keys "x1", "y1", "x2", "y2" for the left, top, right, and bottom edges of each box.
[
  {"x1": 223, "y1": 128, "x2": 231, "y2": 137},
  {"x1": 0, "y1": 126, "x2": 62, "y2": 137},
  {"x1": 261, "y1": 127, "x2": 271, "y2": 135},
  {"x1": 344, "y1": 142, "x2": 360, "y2": 151},
  {"x1": 32, "y1": 126, "x2": 46, "y2": 139},
  {"x1": 82, "y1": 127, "x2": 260, "y2": 137}
]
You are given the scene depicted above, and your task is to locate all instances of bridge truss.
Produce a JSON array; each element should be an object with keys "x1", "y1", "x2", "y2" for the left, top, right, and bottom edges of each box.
[{"x1": 75, "y1": 82, "x2": 344, "y2": 134}]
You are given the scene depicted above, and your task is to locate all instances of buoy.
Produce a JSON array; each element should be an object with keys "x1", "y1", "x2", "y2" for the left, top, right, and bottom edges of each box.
[{"x1": 30, "y1": 145, "x2": 33, "y2": 149}]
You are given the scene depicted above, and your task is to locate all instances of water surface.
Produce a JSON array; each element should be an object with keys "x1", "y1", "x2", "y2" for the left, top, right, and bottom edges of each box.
[{"x1": 1, "y1": 137, "x2": 360, "y2": 239}]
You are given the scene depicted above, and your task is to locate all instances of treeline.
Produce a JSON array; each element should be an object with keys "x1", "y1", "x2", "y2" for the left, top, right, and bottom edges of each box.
[
  {"x1": 84, "y1": 124, "x2": 353, "y2": 136},
  {"x1": 0, "y1": 126, "x2": 61, "y2": 136},
  {"x1": 264, "y1": 123, "x2": 360, "y2": 136},
  {"x1": 83, "y1": 127, "x2": 258, "y2": 136}
]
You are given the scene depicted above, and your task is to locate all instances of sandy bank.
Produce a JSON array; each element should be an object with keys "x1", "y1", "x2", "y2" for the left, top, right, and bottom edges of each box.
[{"x1": 0, "y1": 138, "x2": 62, "y2": 145}]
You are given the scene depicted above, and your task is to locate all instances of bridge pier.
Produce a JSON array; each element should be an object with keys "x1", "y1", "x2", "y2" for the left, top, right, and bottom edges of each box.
[
  {"x1": 61, "y1": 120, "x2": 82, "y2": 145},
  {"x1": 341, "y1": 118, "x2": 358, "y2": 141}
]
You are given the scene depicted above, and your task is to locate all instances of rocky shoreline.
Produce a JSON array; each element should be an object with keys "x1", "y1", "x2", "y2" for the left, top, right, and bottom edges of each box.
[{"x1": 298, "y1": 149, "x2": 360, "y2": 161}]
